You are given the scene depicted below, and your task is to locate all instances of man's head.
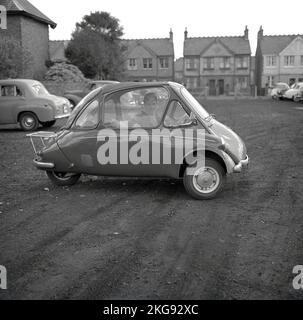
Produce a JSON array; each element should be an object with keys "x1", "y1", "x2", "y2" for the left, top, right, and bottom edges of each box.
[{"x1": 143, "y1": 92, "x2": 158, "y2": 113}]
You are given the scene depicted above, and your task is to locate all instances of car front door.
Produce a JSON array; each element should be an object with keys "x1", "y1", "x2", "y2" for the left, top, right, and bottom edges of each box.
[{"x1": 0, "y1": 85, "x2": 24, "y2": 124}]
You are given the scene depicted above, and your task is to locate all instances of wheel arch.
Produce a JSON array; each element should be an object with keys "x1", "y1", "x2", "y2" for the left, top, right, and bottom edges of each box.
[
  {"x1": 179, "y1": 149, "x2": 227, "y2": 178},
  {"x1": 17, "y1": 110, "x2": 39, "y2": 122}
]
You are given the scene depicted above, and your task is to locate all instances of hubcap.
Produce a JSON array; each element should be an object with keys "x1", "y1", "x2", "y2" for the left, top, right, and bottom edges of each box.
[
  {"x1": 24, "y1": 117, "x2": 34, "y2": 128},
  {"x1": 192, "y1": 167, "x2": 220, "y2": 194}
]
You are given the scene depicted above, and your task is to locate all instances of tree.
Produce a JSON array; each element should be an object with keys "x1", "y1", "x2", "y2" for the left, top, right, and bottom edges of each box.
[
  {"x1": 0, "y1": 37, "x2": 33, "y2": 79},
  {"x1": 65, "y1": 11, "x2": 126, "y2": 80}
]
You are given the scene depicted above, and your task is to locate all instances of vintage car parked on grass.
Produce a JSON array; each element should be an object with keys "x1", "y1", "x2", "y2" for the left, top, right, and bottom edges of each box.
[
  {"x1": 0, "y1": 79, "x2": 71, "y2": 131},
  {"x1": 271, "y1": 82, "x2": 289, "y2": 100},
  {"x1": 28, "y1": 82, "x2": 249, "y2": 200},
  {"x1": 64, "y1": 80, "x2": 119, "y2": 108}
]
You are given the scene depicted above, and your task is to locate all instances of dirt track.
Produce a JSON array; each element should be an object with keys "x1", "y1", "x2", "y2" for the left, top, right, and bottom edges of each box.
[{"x1": 1, "y1": 98, "x2": 303, "y2": 300}]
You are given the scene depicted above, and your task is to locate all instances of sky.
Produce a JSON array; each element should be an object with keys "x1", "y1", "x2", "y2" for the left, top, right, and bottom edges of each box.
[{"x1": 30, "y1": 0, "x2": 303, "y2": 59}]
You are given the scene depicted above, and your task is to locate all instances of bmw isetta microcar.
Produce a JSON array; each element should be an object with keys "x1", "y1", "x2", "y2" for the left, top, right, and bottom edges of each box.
[{"x1": 28, "y1": 82, "x2": 249, "y2": 200}]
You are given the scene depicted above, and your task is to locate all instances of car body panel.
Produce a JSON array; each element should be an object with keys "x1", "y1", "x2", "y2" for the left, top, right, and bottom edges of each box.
[
  {"x1": 31, "y1": 82, "x2": 249, "y2": 179},
  {"x1": 284, "y1": 82, "x2": 303, "y2": 100}
]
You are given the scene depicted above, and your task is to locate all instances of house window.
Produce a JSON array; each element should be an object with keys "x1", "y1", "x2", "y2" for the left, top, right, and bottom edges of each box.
[
  {"x1": 203, "y1": 57, "x2": 214, "y2": 70},
  {"x1": 220, "y1": 57, "x2": 230, "y2": 69},
  {"x1": 267, "y1": 76, "x2": 275, "y2": 88},
  {"x1": 266, "y1": 56, "x2": 277, "y2": 67},
  {"x1": 143, "y1": 58, "x2": 152, "y2": 69},
  {"x1": 128, "y1": 58, "x2": 137, "y2": 70},
  {"x1": 185, "y1": 58, "x2": 198, "y2": 70},
  {"x1": 236, "y1": 77, "x2": 248, "y2": 89},
  {"x1": 236, "y1": 56, "x2": 248, "y2": 69},
  {"x1": 284, "y1": 56, "x2": 295, "y2": 66},
  {"x1": 186, "y1": 77, "x2": 198, "y2": 89},
  {"x1": 159, "y1": 57, "x2": 169, "y2": 69}
]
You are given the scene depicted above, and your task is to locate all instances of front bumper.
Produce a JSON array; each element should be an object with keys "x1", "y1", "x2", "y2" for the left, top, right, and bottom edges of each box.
[
  {"x1": 33, "y1": 159, "x2": 55, "y2": 170},
  {"x1": 55, "y1": 113, "x2": 70, "y2": 119},
  {"x1": 233, "y1": 155, "x2": 249, "y2": 173}
]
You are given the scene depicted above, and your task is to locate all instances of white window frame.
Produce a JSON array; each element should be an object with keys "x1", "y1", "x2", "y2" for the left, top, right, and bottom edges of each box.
[
  {"x1": 159, "y1": 57, "x2": 169, "y2": 69},
  {"x1": 203, "y1": 57, "x2": 214, "y2": 70},
  {"x1": 266, "y1": 55, "x2": 277, "y2": 67},
  {"x1": 128, "y1": 58, "x2": 137, "y2": 70},
  {"x1": 284, "y1": 55, "x2": 295, "y2": 66},
  {"x1": 220, "y1": 57, "x2": 230, "y2": 69},
  {"x1": 143, "y1": 58, "x2": 153, "y2": 69}
]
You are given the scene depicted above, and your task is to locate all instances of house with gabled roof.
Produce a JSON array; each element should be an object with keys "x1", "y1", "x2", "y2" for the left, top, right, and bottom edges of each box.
[
  {"x1": 183, "y1": 27, "x2": 251, "y2": 95},
  {"x1": 255, "y1": 26, "x2": 303, "y2": 94},
  {"x1": 121, "y1": 30, "x2": 175, "y2": 82},
  {"x1": 0, "y1": 0, "x2": 56, "y2": 79}
]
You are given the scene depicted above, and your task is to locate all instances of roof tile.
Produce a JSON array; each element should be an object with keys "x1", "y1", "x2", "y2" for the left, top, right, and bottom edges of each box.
[{"x1": 184, "y1": 36, "x2": 251, "y2": 55}]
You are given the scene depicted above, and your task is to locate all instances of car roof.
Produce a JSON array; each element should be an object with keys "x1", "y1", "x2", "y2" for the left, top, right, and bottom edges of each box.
[
  {"x1": 0, "y1": 79, "x2": 42, "y2": 86},
  {"x1": 91, "y1": 80, "x2": 119, "y2": 84},
  {"x1": 99, "y1": 81, "x2": 175, "y2": 95}
]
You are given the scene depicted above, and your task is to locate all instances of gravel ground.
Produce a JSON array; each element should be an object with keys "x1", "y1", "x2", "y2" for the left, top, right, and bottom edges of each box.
[{"x1": 0, "y1": 98, "x2": 303, "y2": 300}]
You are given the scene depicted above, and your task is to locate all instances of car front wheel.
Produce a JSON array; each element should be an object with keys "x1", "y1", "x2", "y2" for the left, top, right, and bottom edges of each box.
[
  {"x1": 183, "y1": 158, "x2": 226, "y2": 200},
  {"x1": 19, "y1": 112, "x2": 39, "y2": 131},
  {"x1": 40, "y1": 120, "x2": 56, "y2": 128},
  {"x1": 46, "y1": 171, "x2": 81, "y2": 186}
]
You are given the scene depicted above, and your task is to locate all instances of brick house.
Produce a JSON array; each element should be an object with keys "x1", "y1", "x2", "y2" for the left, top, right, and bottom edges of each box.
[
  {"x1": 49, "y1": 40, "x2": 69, "y2": 62},
  {"x1": 0, "y1": 0, "x2": 56, "y2": 79},
  {"x1": 183, "y1": 27, "x2": 251, "y2": 96},
  {"x1": 121, "y1": 30, "x2": 175, "y2": 82},
  {"x1": 174, "y1": 57, "x2": 184, "y2": 84},
  {"x1": 255, "y1": 26, "x2": 303, "y2": 94}
]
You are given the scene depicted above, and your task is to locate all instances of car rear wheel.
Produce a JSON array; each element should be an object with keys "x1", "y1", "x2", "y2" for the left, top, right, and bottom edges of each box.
[
  {"x1": 46, "y1": 171, "x2": 81, "y2": 186},
  {"x1": 183, "y1": 158, "x2": 226, "y2": 200},
  {"x1": 19, "y1": 112, "x2": 39, "y2": 131},
  {"x1": 40, "y1": 120, "x2": 56, "y2": 128}
]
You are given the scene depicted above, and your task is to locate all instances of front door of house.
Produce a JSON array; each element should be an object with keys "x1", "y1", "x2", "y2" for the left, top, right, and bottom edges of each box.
[
  {"x1": 209, "y1": 80, "x2": 216, "y2": 96},
  {"x1": 218, "y1": 80, "x2": 224, "y2": 95}
]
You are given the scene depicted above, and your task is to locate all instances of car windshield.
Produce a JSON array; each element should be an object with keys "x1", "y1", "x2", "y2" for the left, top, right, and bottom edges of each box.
[
  {"x1": 62, "y1": 88, "x2": 101, "y2": 129},
  {"x1": 32, "y1": 83, "x2": 49, "y2": 96},
  {"x1": 180, "y1": 87, "x2": 210, "y2": 120},
  {"x1": 276, "y1": 83, "x2": 288, "y2": 89}
]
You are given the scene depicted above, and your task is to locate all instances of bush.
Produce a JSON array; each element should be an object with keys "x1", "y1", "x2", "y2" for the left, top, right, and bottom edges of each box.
[{"x1": 44, "y1": 62, "x2": 89, "y2": 84}]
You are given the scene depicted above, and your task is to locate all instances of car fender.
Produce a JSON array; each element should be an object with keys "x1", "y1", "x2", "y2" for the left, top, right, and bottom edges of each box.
[
  {"x1": 15, "y1": 104, "x2": 55, "y2": 122},
  {"x1": 64, "y1": 94, "x2": 81, "y2": 106}
]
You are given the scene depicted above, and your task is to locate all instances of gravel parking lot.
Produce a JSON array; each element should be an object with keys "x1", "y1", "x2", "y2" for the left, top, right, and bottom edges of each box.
[{"x1": 0, "y1": 98, "x2": 303, "y2": 300}]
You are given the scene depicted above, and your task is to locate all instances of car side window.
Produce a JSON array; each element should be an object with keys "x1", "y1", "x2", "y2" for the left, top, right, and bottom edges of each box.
[
  {"x1": 0, "y1": 85, "x2": 23, "y2": 97},
  {"x1": 103, "y1": 87, "x2": 169, "y2": 129},
  {"x1": 1, "y1": 85, "x2": 15, "y2": 97},
  {"x1": 164, "y1": 101, "x2": 191, "y2": 127},
  {"x1": 75, "y1": 100, "x2": 99, "y2": 129}
]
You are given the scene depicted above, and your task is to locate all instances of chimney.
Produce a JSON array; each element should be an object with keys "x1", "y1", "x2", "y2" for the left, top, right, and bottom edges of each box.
[
  {"x1": 258, "y1": 26, "x2": 263, "y2": 40},
  {"x1": 244, "y1": 26, "x2": 249, "y2": 40},
  {"x1": 184, "y1": 27, "x2": 188, "y2": 40},
  {"x1": 169, "y1": 28, "x2": 173, "y2": 41}
]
